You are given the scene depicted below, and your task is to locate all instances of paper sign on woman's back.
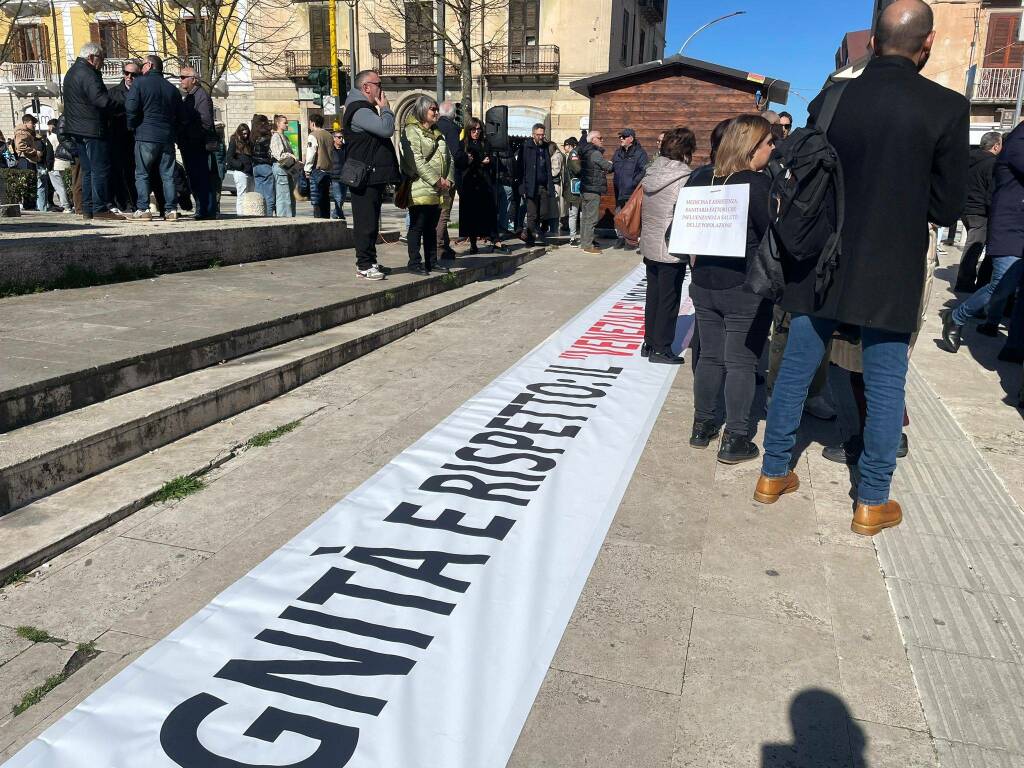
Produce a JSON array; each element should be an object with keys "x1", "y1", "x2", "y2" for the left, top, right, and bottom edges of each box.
[{"x1": 667, "y1": 183, "x2": 750, "y2": 258}]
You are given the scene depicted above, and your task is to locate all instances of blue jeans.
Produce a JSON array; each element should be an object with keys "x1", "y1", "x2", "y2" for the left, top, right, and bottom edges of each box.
[
  {"x1": 497, "y1": 184, "x2": 512, "y2": 232},
  {"x1": 134, "y1": 141, "x2": 177, "y2": 213},
  {"x1": 74, "y1": 136, "x2": 112, "y2": 214},
  {"x1": 36, "y1": 167, "x2": 48, "y2": 210},
  {"x1": 253, "y1": 164, "x2": 275, "y2": 215},
  {"x1": 272, "y1": 163, "x2": 295, "y2": 217},
  {"x1": 310, "y1": 168, "x2": 330, "y2": 218},
  {"x1": 330, "y1": 179, "x2": 347, "y2": 219},
  {"x1": 953, "y1": 255, "x2": 1023, "y2": 326},
  {"x1": 762, "y1": 314, "x2": 911, "y2": 505},
  {"x1": 182, "y1": 146, "x2": 214, "y2": 217}
]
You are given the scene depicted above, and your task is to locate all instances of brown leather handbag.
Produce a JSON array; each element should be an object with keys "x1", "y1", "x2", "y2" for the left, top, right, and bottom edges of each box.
[{"x1": 614, "y1": 184, "x2": 643, "y2": 244}]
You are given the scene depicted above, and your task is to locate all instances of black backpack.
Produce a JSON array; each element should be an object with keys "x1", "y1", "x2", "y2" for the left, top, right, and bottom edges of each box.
[{"x1": 769, "y1": 81, "x2": 848, "y2": 301}]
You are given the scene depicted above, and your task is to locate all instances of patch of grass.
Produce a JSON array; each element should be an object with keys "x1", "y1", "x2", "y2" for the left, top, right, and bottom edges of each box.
[
  {"x1": 153, "y1": 475, "x2": 205, "y2": 503},
  {"x1": 208, "y1": 258, "x2": 223, "y2": 269},
  {"x1": 383, "y1": 290, "x2": 396, "y2": 306},
  {"x1": 76, "y1": 641, "x2": 97, "y2": 654},
  {"x1": 1, "y1": 570, "x2": 27, "y2": 588},
  {"x1": 246, "y1": 420, "x2": 301, "y2": 448},
  {"x1": 13, "y1": 672, "x2": 68, "y2": 715},
  {"x1": 440, "y1": 272, "x2": 458, "y2": 286},
  {"x1": 16, "y1": 625, "x2": 58, "y2": 643}
]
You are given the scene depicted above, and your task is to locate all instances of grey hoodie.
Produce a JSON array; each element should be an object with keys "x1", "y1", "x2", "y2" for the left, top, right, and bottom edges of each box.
[
  {"x1": 640, "y1": 155, "x2": 692, "y2": 264},
  {"x1": 344, "y1": 87, "x2": 395, "y2": 138}
]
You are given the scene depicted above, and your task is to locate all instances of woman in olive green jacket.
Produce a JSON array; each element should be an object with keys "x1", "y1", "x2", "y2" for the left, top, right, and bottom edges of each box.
[{"x1": 400, "y1": 95, "x2": 455, "y2": 274}]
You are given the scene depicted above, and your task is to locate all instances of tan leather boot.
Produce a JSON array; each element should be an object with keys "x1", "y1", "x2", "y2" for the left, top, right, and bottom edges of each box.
[
  {"x1": 753, "y1": 471, "x2": 800, "y2": 504},
  {"x1": 851, "y1": 500, "x2": 903, "y2": 536}
]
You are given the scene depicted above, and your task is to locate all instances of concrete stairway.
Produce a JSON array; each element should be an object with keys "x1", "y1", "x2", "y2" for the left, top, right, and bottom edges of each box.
[{"x1": 0, "y1": 246, "x2": 543, "y2": 580}]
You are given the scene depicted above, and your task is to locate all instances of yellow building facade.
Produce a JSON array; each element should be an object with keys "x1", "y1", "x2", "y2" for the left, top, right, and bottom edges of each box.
[{"x1": 2, "y1": 0, "x2": 667, "y2": 142}]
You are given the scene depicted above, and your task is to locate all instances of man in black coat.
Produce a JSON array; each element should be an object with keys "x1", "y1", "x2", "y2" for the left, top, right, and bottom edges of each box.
[
  {"x1": 942, "y1": 121, "x2": 1024, "y2": 350},
  {"x1": 516, "y1": 123, "x2": 555, "y2": 246},
  {"x1": 107, "y1": 59, "x2": 141, "y2": 213},
  {"x1": 62, "y1": 42, "x2": 124, "y2": 220},
  {"x1": 126, "y1": 54, "x2": 184, "y2": 220},
  {"x1": 435, "y1": 101, "x2": 465, "y2": 260},
  {"x1": 954, "y1": 131, "x2": 1002, "y2": 292},
  {"x1": 756, "y1": 0, "x2": 968, "y2": 536},
  {"x1": 179, "y1": 65, "x2": 216, "y2": 219}
]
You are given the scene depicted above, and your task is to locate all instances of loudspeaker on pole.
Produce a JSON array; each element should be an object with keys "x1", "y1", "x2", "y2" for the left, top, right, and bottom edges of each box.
[{"x1": 485, "y1": 105, "x2": 509, "y2": 151}]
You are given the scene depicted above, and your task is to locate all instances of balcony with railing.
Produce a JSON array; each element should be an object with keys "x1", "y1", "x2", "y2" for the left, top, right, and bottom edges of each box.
[
  {"x1": 482, "y1": 45, "x2": 560, "y2": 82},
  {"x1": 376, "y1": 48, "x2": 460, "y2": 84},
  {"x1": 971, "y1": 67, "x2": 1022, "y2": 103},
  {"x1": 282, "y1": 49, "x2": 350, "y2": 80},
  {"x1": 0, "y1": 60, "x2": 60, "y2": 94}
]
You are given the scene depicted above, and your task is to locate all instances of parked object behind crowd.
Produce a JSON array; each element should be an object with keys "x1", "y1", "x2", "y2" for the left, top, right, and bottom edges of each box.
[
  {"x1": 640, "y1": 127, "x2": 696, "y2": 365},
  {"x1": 400, "y1": 95, "x2": 455, "y2": 274},
  {"x1": 63, "y1": 42, "x2": 122, "y2": 219},
  {"x1": 225, "y1": 123, "x2": 254, "y2": 215}
]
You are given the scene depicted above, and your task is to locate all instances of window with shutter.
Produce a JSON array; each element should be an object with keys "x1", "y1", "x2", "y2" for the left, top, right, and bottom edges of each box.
[
  {"x1": 621, "y1": 10, "x2": 629, "y2": 62},
  {"x1": 404, "y1": 0, "x2": 433, "y2": 68},
  {"x1": 98, "y1": 21, "x2": 128, "y2": 58},
  {"x1": 15, "y1": 25, "x2": 48, "y2": 62},
  {"x1": 508, "y1": 0, "x2": 539, "y2": 50},
  {"x1": 984, "y1": 13, "x2": 1024, "y2": 68},
  {"x1": 309, "y1": 4, "x2": 331, "y2": 66}
]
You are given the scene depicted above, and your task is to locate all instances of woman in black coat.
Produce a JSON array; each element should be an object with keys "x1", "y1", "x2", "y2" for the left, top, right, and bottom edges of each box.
[{"x1": 458, "y1": 118, "x2": 504, "y2": 253}]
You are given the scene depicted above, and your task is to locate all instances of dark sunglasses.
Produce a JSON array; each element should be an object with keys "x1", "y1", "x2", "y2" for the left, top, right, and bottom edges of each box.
[{"x1": 123, "y1": 71, "x2": 137, "y2": 77}]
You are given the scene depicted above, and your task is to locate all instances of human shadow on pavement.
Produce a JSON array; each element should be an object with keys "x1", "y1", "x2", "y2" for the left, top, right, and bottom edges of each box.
[{"x1": 761, "y1": 689, "x2": 865, "y2": 768}]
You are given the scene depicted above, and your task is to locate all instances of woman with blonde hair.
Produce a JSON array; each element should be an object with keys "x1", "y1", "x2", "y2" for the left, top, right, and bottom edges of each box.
[
  {"x1": 687, "y1": 114, "x2": 775, "y2": 464},
  {"x1": 400, "y1": 94, "x2": 455, "y2": 274}
]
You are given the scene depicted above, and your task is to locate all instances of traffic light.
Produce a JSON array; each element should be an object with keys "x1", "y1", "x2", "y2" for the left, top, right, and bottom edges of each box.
[
  {"x1": 454, "y1": 102, "x2": 465, "y2": 127},
  {"x1": 308, "y1": 67, "x2": 330, "y2": 106}
]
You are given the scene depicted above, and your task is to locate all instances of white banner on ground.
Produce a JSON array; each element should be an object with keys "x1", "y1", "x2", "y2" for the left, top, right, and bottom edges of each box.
[
  {"x1": 3, "y1": 266, "x2": 681, "y2": 768},
  {"x1": 668, "y1": 183, "x2": 750, "y2": 258}
]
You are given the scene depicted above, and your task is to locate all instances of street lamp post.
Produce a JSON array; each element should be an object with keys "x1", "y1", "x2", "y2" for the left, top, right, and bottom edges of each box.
[{"x1": 676, "y1": 11, "x2": 746, "y2": 57}]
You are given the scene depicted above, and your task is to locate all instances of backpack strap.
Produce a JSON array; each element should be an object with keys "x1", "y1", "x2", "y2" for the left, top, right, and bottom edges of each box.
[{"x1": 814, "y1": 80, "x2": 849, "y2": 136}]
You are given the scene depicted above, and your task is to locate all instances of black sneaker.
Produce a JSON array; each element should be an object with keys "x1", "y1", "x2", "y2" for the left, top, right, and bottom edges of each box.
[
  {"x1": 977, "y1": 323, "x2": 1000, "y2": 337},
  {"x1": 939, "y1": 308, "x2": 963, "y2": 353},
  {"x1": 822, "y1": 435, "x2": 863, "y2": 465},
  {"x1": 689, "y1": 420, "x2": 721, "y2": 449},
  {"x1": 640, "y1": 342, "x2": 652, "y2": 358},
  {"x1": 717, "y1": 431, "x2": 760, "y2": 464},
  {"x1": 407, "y1": 263, "x2": 428, "y2": 275}
]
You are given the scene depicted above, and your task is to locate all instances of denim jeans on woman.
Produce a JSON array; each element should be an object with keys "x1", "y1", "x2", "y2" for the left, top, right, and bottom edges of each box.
[
  {"x1": 272, "y1": 163, "x2": 295, "y2": 217},
  {"x1": 253, "y1": 164, "x2": 275, "y2": 215},
  {"x1": 762, "y1": 313, "x2": 911, "y2": 505}
]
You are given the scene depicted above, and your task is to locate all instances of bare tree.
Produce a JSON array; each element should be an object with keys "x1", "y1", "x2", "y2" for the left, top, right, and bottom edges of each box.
[
  {"x1": 370, "y1": 0, "x2": 510, "y2": 118},
  {"x1": 122, "y1": 0, "x2": 301, "y2": 90}
]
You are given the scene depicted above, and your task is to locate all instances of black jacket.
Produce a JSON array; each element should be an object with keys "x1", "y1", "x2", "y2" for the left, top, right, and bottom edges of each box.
[
  {"x1": 125, "y1": 70, "x2": 183, "y2": 144},
  {"x1": 579, "y1": 144, "x2": 612, "y2": 195},
  {"x1": 779, "y1": 56, "x2": 969, "y2": 334},
  {"x1": 612, "y1": 142, "x2": 648, "y2": 203},
  {"x1": 329, "y1": 144, "x2": 347, "y2": 180},
  {"x1": 964, "y1": 146, "x2": 998, "y2": 218},
  {"x1": 436, "y1": 116, "x2": 467, "y2": 186},
  {"x1": 986, "y1": 122, "x2": 1024, "y2": 258},
  {"x1": 62, "y1": 58, "x2": 112, "y2": 139},
  {"x1": 225, "y1": 137, "x2": 253, "y2": 174},
  {"x1": 517, "y1": 139, "x2": 555, "y2": 198},
  {"x1": 181, "y1": 86, "x2": 214, "y2": 149},
  {"x1": 107, "y1": 81, "x2": 134, "y2": 152},
  {"x1": 341, "y1": 99, "x2": 400, "y2": 186}
]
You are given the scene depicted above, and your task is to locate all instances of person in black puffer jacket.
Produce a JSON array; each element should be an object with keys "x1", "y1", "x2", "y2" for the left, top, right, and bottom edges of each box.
[
  {"x1": 225, "y1": 123, "x2": 254, "y2": 215},
  {"x1": 62, "y1": 42, "x2": 120, "y2": 219}
]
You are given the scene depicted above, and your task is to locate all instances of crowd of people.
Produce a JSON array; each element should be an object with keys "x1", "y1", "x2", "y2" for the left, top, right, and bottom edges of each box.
[
  {"x1": 630, "y1": 0, "x2": 1017, "y2": 538},
  {"x1": 2, "y1": 42, "x2": 356, "y2": 223}
]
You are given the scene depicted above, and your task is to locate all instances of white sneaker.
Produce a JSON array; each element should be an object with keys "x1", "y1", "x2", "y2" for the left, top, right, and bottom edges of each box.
[
  {"x1": 132, "y1": 210, "x2": 152, "y2": 221},
  {"x1": 357, "y1": 265, "x2": 385, "y2": 280},
  {"x1": 804, "y1": 394, "x2": 836, "y2": 421},
  {"x1": 165, "y1": 211, "x2": 178, "y2": 221}
]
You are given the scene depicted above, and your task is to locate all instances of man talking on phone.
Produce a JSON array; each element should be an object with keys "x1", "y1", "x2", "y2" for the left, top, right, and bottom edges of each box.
[{"x1": 343, "y1": 69, "x2": 401, "y2": 280}]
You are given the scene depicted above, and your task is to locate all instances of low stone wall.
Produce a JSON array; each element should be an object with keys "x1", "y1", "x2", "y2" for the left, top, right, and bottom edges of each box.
[{"x1": 0, "y1": 217, "x2": 359, "y2": 290}]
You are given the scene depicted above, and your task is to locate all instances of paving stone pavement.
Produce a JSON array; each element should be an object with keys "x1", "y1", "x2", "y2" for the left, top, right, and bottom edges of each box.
[{"x1": 0, "y1": 245, "x2": 1021, "y2": 766}]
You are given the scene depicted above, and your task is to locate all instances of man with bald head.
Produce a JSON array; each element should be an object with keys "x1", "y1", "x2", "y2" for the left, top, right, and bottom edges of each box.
[{"x1": 757, "y1": 0, "x2": 968, "y2": 536}]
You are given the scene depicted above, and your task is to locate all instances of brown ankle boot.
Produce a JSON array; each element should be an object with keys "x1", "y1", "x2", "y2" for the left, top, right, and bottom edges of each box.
[
  {"x1": 851, "y1": 500, "x2": 902, "y2": 536},
  {"x1": 753, "y1": 471, "x2": 800, "y2": 504}
]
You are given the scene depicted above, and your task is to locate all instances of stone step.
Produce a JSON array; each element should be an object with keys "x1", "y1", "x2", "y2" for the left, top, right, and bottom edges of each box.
[
  {"x1": 1, "y1": 246, "x2": 543, "y2": 432},
  {"x1": 0, "y1": 273, "x2": 523, "y2": 520}
]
